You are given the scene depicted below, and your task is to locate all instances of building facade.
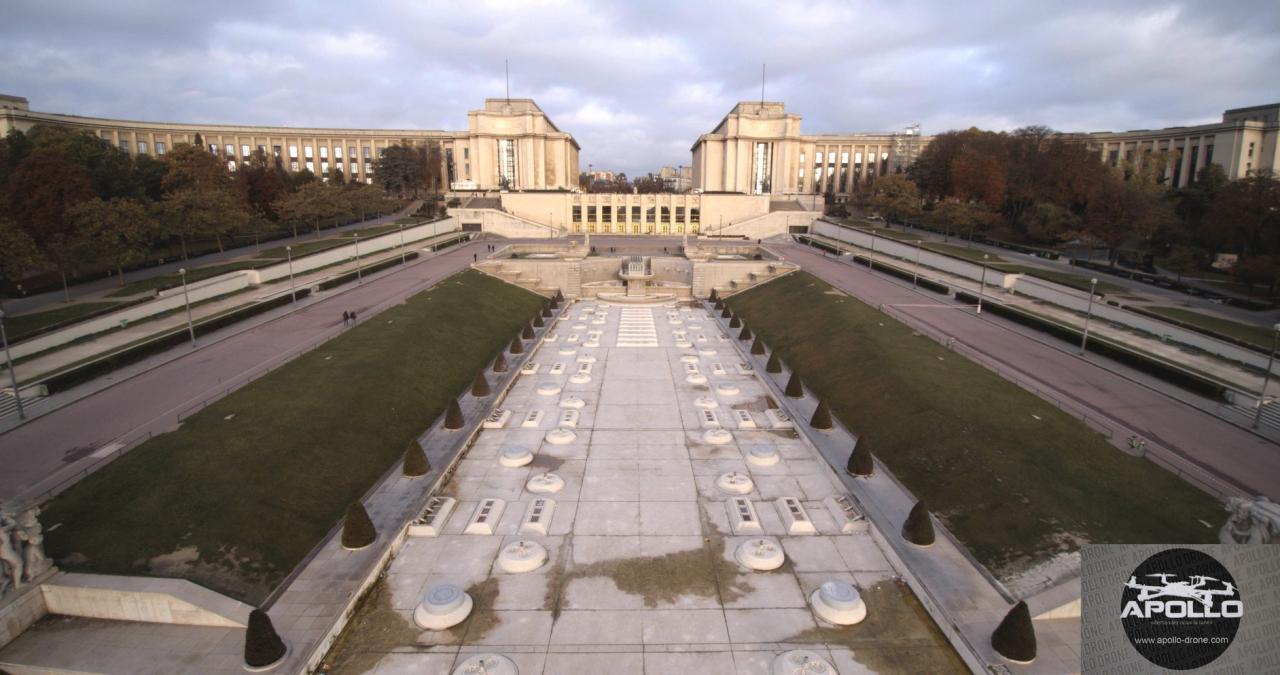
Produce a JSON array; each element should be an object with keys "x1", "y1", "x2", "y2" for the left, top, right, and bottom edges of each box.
[
  {"x1": 0, "y1": 95, "x2": 579, "y2": 191},
  {"x1": 691, "y1": 102, "x2": 928, "y2": 199},
  {"x1": 1072, "y1": 104, "x2": 1279, "y2": 187}
]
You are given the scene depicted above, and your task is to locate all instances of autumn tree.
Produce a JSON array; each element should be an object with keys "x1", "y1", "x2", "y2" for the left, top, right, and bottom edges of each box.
[
  {"x1": 5, "y1": 148, "x2": 96, "y2": 298},
  {"x1": 0, "y1": 216, "x2": 43, "y2": 286},
  {"x1": 235, "y1": 150, "x2": 289, "y2": 221},
  {"x1": 157, "y1": 187, "x2": 251, "y2": 258},
  {"x1": 66, "y1": 197, "x2": 154, "y2": 284},
  {"x1": 869, "y1": 174, "x2": 921, "y2": 222},
  {"x1": 274, "y1": 182, "x2": 347, "y2": 238},
  {"x1": 1084, "y1": 170, "x2": 1172, "y2": 263}
]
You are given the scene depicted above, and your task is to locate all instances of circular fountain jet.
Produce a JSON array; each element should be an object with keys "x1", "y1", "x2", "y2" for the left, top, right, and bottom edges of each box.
[
  {"x1": 716, "y1": 472, "x2": 755, "y2": 494},
  {"x1": 536, "y1": 382, "x2": 562, "y2": 396},
  {"x1": 770, "y1": 650, "x2": 835, "y2": 675},
  {"x1": 545, "y1": 428, "x2": 577, "y2": 445},
  {"x1": 526, "y1": 472, "x2": 565, "y2": 494},
  {"x1": 809, "y1": 580, "x2": 867, "y2": 625},
  {"x1": 500, "y1": 447, "x2": 533, "y2": 468},
  {"x1": 498, "y1": 540, "x2": 548, "y2": 573},
  {"x1": 414, "y1": 583, "x2": 473, "y2": 630},
  {"x1": 559, "y1": 396, "x2": 586, "y2": 409},
  {"x1": 686, "y1": 373, "x2": 708, "y2": 385},
  {"x1": 693, "y1": 396, "x2": 719, "y2": 409},
  {"x1": 716, "y1": 383, "x2": 740, "y2": 396},
  {"x1": 703, "y1": 428, "x2": 733, "y2": 445},
  {"x1": 746, "y1": 445, "x2": 780, "y2": 467},
  {"x1": 452, "y1": 655, "x2": 518, "y2": 675},
  {"x1": 735, "y1": 537, "x2": 785, "y2": 571}
]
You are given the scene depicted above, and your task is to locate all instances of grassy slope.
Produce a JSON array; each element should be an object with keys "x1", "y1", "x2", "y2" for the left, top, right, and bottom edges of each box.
[
  {"x1": 1143, "y1": 306, "x2": 1275, "y2": 352},
  {"x1": 107, "y1": 260, "x2": 275, "y2": 298},
  {"x1": 729, "y1": 272, "x2": 1220, "y2": 574},
  {"x1": 7, "y1": 302, "x2": 122, "y2": 343},
  {"x1": 43, "y1": 270, "x2": 542, "y2": 602}
]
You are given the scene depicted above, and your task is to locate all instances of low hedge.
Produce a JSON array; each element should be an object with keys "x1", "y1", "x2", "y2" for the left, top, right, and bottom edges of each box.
[
  {"x1": 955, "y1": 291, "x2": 1228, "y2": 401},
  {"x1": 317, "y1": 252, "x2": 420, "y2": 291},
  {"x1": 1123, "y1": 305, "x2": 1269, "y2": 356},
  {"x1": 10, "y1": 296, "x2": 153, "y2": 345},
  {"x1": 795, "y1": 235, "x2": 840, "y2": 255},
  {"x1": 41, "y1": 288, "x2": 311, "y2": 394},
  {"x1": 851, "y1": 255, "x2": 951, "y2": 295}
]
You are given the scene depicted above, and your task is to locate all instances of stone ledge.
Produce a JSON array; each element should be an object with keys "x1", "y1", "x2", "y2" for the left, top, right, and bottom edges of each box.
[{"x1": 40, "y1": 572, "x2": 252, "y2": 628}]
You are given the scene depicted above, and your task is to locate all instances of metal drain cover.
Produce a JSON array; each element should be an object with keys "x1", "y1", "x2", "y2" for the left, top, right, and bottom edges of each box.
[
  {"x1": 452, "y1": 654, "x2": 518, "y2": 675},
  {"x1": 526, "y1": 472, "x2": 565, "y2": 494},
  {"x1": 810, "y1": 580, "x2": 867, "y2": 625},
  {"x1": 414, "y1": 583, "x2": 473, "y2": 630},
  {"x1": 771, "y1": 650, "x2": 834, "y2": 675},
  {"x1": 716, "y1": 472, "x2": 755, "y2": 494},
  {"x1": 735, "y1": 537, "x2": 785, "y2": 571},
  {"x1": 498, "y1": 540, "x2": 548, "y2": 573}
]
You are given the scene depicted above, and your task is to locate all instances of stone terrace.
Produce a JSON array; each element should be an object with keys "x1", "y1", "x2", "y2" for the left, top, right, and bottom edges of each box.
[{"x1": 325, "y1": 300, "x2": 964, "y2": 674}]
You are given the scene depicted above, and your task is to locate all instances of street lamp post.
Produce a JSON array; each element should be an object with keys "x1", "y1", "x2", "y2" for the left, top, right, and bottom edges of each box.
[
  {"x1": 354, "y1": 234, "x2": 362, "y2": 282},
  {"x1": 868, "y1": 236, "x2": 876, "y2": 268},
  {"x1": 0, "y1": 308, "x2": 25, "y2": 420},
  {"x1": 286, "y1": 245, "x2": 297, "y2": 305},
  {"x1": 976, "y1": 254, "x2": 989, "y2": 314},
  {"x1": 912, "y1": 240, "x2": 923, "y2": 288},
  {"x1": 1079, "y1": 278, "x2": 1099, "y2": 354},
  {"x1": 179, "y1": 268, "x2": 196, "y2": 347},
  {"x1": 1253, "y1": 323, "x2": 1280, "y2": 429},
  {"x1": 549, "y1": 211, "x2": 553, "y2": 238},
  {"x1": 398, "y1": 224, "x2": 406, "y2": 265}
]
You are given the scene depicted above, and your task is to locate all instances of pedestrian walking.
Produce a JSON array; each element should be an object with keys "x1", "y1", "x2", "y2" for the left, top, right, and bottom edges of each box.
[
  {"x1": 350, "y1": 310, "x2": 357, "y2": 325},
  {"x1": 473, "y1": 253, "x2": 478, "y2": 262},
  {"x1": 342, "y1": 311, "x2": 350, "y2": 327}
]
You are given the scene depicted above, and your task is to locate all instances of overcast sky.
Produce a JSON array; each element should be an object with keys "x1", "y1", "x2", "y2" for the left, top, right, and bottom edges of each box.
[{"x1": 2, "y1": 1, "x2": 1277, "y2": 177}]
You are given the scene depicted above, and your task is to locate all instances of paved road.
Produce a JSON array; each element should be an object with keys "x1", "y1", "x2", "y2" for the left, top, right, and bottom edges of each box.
[
  {"x1": 774, "y1": 242, "x2": 1280, "y2": 501},
  {"x1": 0, "y1": 238, "x2": 482, "y2": 502}
]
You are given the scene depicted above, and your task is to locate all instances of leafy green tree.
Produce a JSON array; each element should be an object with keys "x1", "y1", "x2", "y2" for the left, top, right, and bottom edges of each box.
[
  {"x1": 931, "y1": 200, "x2": 996, "y2": 241},
  {"x1": 1161, "y1": 244, "x2": 1209, "y2": 282},
  {"x1": 1084, "y1": 170, "x2": 1172, "y2": 264},
  {"x1": 1022, "y1": 202, "x2": 1079, "y2": 245},
  {"x1": 0, "y1": 216, "x2": 44, "y2": 286},
  {"x1": 5, "y1": 148, "x2": 96, "y2": 299},
  {"x1": 869, "y1": 174, "x2": 921, "y2": 222},
  {"x1": 234, "y1": 150, "x2": 289, "y2": 221},
  {"x1": 157, "y1": 187, "x2": 251, "y2": 258},
  {"x1": 66, "y1": 197, "x2": 154, "y2": 285},
  {"x1": 274, "y1": 182, "x2": 347, "y2": 238}
]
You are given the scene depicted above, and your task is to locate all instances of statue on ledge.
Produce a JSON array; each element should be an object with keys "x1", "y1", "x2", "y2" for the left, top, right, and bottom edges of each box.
[
  {"x1": 0, "y1": 505, "x2": 53, "y2": 597},
  {"x1": 1220, "y1": 496, "x2": 1280, "y2": 545}
]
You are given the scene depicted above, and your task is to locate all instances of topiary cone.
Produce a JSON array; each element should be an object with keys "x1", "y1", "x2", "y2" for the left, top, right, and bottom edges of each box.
[
  {"x1": 404, "y1": 442, "x2": 430, "y2": 477},
  {"x1": 492, "y1": 352, "x2": 508, "y2": 373},
  {"x1": 738, "y1": 325, "x2": 752, "y2": 341},
  {"x1": 549, "y1": 297, "x2": 559, "y2": 309},
  {"x1": 751, "y1": 338, "x2": 766, "y2": 355},
  {"x1": 766, "y1": 352, "x2": 782, "y2": 373},
  {"x1": 709, "y1": 288, "x2": 719, "y2": 302},
  {"x1": 810, "y1": 399, "x2": 833, "y2": 429},
  {"x1": 509, "y1": 335, "x2": 524, "y2": 354},
  {"x1": 714, "y1": 299, "x2": 725, "y2": 310},
  {"x1": 471, "y1": 372, "x2": 490, "y2": 397},
  {"x1": 341, "y1": 502, "x2": 377, "y2": 550},
  {"x1": 554, "y1": 289, "x2": 564, "y2": 302},
  {"x1": 901, "y1": 500, "x2": 935, "y2": 547},
  {"x1": 522, "y1": 322, "x2": 535, "y2": 339},
  {"x1": 533, "y1": 314, "x2": 544, "y2": 328},
  {"x1": 444, "y1": 398, "x2": 465, "y2": 429},
  {"x1": 992, "y1": 601, "x2": 1037, "y2": 664},
  {"x1": 729, "y1": 315, "x2": 742, "y2": 328},
  {"x1": 244, "y1": 608, "x2": 287, "y2": 669},
  {"x1": 784, "y1": 372, "x2": 804, "y2": 398},
  {"x1": 541, "y1": 303, "x2": 552, "y2": 318},
  {"x1": 721, "y1": 306, "x2": 732, "y2": 318},
  {"x1": 847, "y1": 439, "x2": 874, "y2": 477}
]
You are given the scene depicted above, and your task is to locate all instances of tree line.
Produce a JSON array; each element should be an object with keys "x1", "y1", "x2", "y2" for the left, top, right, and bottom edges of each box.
[
  {"x1": 861, "y1": 127, "x2": 1280, "y2": 291},
  {"x1": 0, "y1": 126, "x2": 420, "y2": 296}
]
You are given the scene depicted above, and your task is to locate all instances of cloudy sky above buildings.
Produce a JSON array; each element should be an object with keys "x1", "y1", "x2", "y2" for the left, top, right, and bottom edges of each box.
[{"x1": 2, "y1": 0, "x2": 1277, "y2": 177}]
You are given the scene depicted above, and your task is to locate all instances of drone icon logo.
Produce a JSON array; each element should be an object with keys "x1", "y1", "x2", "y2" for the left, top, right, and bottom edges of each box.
[{"x1": 1120, "y1": 548, "x2": 1242, "y2": 670}]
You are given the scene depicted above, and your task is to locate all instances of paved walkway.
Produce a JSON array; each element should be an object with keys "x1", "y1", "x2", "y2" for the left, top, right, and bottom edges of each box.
[
  {"x1": 774, "y1": 242, "x2": 1280, "y2": 501},
  {"x1": 0, "y1": 238, "x2": 485, "y2": 503}
]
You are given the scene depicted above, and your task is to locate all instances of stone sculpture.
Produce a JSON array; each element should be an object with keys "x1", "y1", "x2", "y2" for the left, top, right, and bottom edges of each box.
[
  {"x1": 1220, "y1": 496, "x2": 1280, "y2": 545},
  {"x1": 0, "y1": 505, "x2": 52, "y2": 596}
]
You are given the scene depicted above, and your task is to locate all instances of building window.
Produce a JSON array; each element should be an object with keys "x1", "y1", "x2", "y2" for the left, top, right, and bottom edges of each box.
[
  {"x1": 118, "y1": 139, "x2": 129, "y2": 152},
  {"x1": 839, "y1": 151, "x2": 850, "y2": 191},
  {"x1": 241, "y1": 144, "x2": 251, "y2": 158},
  {"x1": 321, "y1": 161, "x2": 330, "y2": 176},
  {"x1": 752, "y1": 142, "x2": 771, "y2": 194},
  {"x1": 1205, "y1": 145, "x2": 1214, "y2": 165},
  {"x1": 334, "y1": 146, "x2": 343, "y2": 159},
  {"x1": 350, "y1": 161, "x2": 358, "y2": 175},
  {"x1": 363, "y1": 147, "x2": 372, "y2": 159},
  {"x1": 689, "y1": 208, "x2": 700, "y2": 223},
  {"x1": 304, "y1": 146, "x2": 314, "y2": 159},
  {"x1": 225, "y1": 144, "x2": 234, "y2": 157},
  {"x1": 155, "y1": 142, "x2": 166, "y2": 155},
  {"x1": 1188, "y1": 146, "x2": 1200, "y2": 184},
  {"x1": 290, "y1": 161, "x2": 299, "y2": 172},
  {"x1": 498, "y1": 138, "x2": 517, "y2": 189},
  {"x1": 601, "y1": 206, "x2": 612, "y2": 222},
  {"x1": 1248, "y1": 142, "x2": 1255, "y2": 158},
  {"x1": 1108, "y1": 150, "x2": 1119, "y2": 166},
  {"x1": 572, "y1": 206, "x2": 582, "y2": 223},
  {"x1": 137, "y1": 141, "x2": 148, "y2": 155},
  {"x1": 256, "y1": 145, "x2": 265, "y2": 156},
  {"x1": 661, "y1": 206, "x2": 671, "y2": 223},
  {"x1": 272, "y1": 145, "x2": 281, "y2": 158},
  {"x1": 320, "y1": 146, "x2": 328, "y2": 159},
  {"x1": 227, "y1": 160, "x2": 237, "y2": 171},
  {"x1": 305, "y1": 161, "x2": 315, "y2": 173},
  {"x1": 587, "y1": 206, "x2": 596, "y2": 223},
  {"x1": 631, "y1": 205, "x2": 641, "y2": 222},
  {"x1": 209, "y1": 143, "x2": 219, "y2": 155},
  {"x1": 463, "y1": 148, "x2": 469, "y2": 160},
  {"x1": 348, "y1": 146, "x2": 357, "y2": 159},
  {"x1": 289, "y1": 145, "x2": 298, "y2": 159},
  {"x1": 675, "y1": 206, "x2": 685, "y2": 222}
]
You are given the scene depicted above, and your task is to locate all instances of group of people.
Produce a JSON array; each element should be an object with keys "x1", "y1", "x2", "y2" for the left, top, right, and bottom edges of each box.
[
  {"x1": 341, "y1": 310, "x2": 358, "y2": 327},
  {"x1": 1, "y1": 508, "x2": 51, "y2": 596}
]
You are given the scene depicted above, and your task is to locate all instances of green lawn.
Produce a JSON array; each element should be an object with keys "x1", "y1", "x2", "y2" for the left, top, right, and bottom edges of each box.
[
  {"x1": 107, "y1": 260, "x2": 275, "y2": 298},
  {"x1": 6, "y1": 302, "x2": 123, "y2": 343},
  {"x1": 728, "y1": 272, "x2": 1220, "y2": 577},
  {"x1": 254, "y1": 237, "x2": 350, "y2": 260},
  {"x1": 43, "y1": 270, "x2": 543, "y2": 603},
  {"x1": 1142, "y1": 306, "x2": 1276, "y2": 352}
]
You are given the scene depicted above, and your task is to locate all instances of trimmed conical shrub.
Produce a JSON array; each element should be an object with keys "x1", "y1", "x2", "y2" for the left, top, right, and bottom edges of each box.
[
  {"x1": 721, "y1": 307, "x2": 731, "y2": 318},
  {"x1": 549, "y1": 297, "x2": 559, "y2": 309},
  {"x1": 509, "y1": 336, "x2": 524, "y2": 354},
  {"x1": 901, "y1": 500, "x2": 935, "y2": 547},
  {"x1": 751, "y1": 338, "x2": 766, "y2": 355},
  {"x1": 714, "y1": 299, "x2": 725, "y2": 311},
  {"x1": 341, "y1": 502, "x2": 376, "y2": 550},
  {"x1": 492, "y1": 352, "x2": 508, "y2": 373},
  {"x1": 533, "y1": 314, "x2": 544, "y2": 328},
  {"x1": 404, "y1": 442, "x2": 430, "y2": 477},
  {"x1": 541, "y1": 303, "x2": 552, "y2": 318},
  {"x1": 729, "y1": 315, "x2": 742, "y2": 328},
  {"x1": 555, "y1": 289, "x2": 564, "y2": 302},
  {"x1": 738, "y1": 325, "x2": 752, "y2": 341},
  {"x1": 244, "y1": 608, "x2": 287, "y2": 669},
  {"x1": 784, "y1": 372, "x2": 804, "y2": 398},
  {"x1": 471, "y1": 372, "x2": 490, "y2": 397},
  {"x1": 709, "y1": 288, "x2": 719, "y2": 302},
  {"x1": 444, "y1": 398, "x2": 465, "y2": 429},
  {"x1": 810, "y1": 399, "x2": 833, "y2": 429},
  {"x1": 992, "y1": 601, "x2": 1037, "y2": 664},
  {"x1": 847, "y1": 439, "x2": 874, "y2": 477},
  {"x1": 766, "y1": 352, "x2": 782, "y2": 373},
  {"x1": 522, "y1": 322, "x2": 535, "y2": 339}
]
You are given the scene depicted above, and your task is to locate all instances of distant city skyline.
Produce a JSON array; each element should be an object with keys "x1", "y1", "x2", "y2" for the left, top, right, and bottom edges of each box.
[{"x1": 1, "y1": 0, "x2": 1276, "y2": 176}]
